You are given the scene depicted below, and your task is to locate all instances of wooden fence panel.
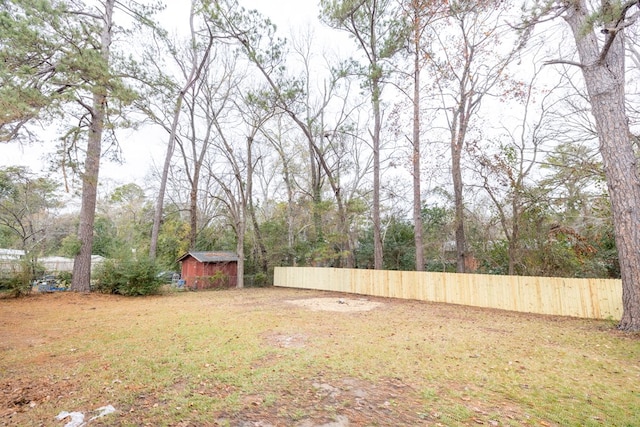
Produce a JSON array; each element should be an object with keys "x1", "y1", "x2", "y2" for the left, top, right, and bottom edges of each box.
[{"x1": 273, "y1": 267, "x2": 623, "y2": 320}]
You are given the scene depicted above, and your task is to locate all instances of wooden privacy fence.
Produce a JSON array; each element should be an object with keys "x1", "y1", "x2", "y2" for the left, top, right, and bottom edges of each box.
[{"x1": 273, "y1": 267, "x2": 623, "y2": 320}]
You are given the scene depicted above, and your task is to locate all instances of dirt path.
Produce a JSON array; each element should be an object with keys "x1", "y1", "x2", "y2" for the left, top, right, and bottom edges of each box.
[{"x1": 285, "y1": 297, "x2": 383, "y2": 312}]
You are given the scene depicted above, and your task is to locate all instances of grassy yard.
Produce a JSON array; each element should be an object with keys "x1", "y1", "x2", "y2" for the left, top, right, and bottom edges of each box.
[{"x1": 1, "y1": 287, "x2": 639, "y2": 426}]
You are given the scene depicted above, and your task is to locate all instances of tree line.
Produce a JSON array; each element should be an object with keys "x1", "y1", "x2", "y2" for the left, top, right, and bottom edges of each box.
[{"x1": 2, "y1": 0, "x2": 640, "y2": 331}]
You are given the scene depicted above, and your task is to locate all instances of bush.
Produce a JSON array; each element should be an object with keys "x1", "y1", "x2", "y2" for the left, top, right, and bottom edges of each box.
[
  {"x1": 60, "y1": 235, "x2": 82, "y2": 257},
  {"x1": 246, "y1": 272, "x2": 269, "y2": 287},
  {"x1": 57, "y1": 271, "x2": 72, "y2": 287},
  {"x1": 93, "y1": 256, "x2": 162, "y2": 296},
  {"x1": 0, "y1": 260, "x2": 35, "y2": 297}
]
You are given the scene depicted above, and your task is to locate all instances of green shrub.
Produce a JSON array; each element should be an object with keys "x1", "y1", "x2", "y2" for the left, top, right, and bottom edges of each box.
[
  {"x1": 60, "y1": 235, "x2": 82, "y2": 257},
  {"x1": 250, "y1": 272, "x2": 269, "y2": 287},
  {"x1": 57, "y1": 271, "x2": 72, "y2": 286},
  {"x1": 93, "y1": 256, "x2": 162, "y2": 296},
  {"x1": 0, "y1": 260, "x2": 34, "y2": 297}
]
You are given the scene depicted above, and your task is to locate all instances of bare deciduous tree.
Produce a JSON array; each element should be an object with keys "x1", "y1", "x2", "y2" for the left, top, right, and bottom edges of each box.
[
  {"x1": 428, "y1": 0, "x2": 520, "y2": 272},
  {"x1": 149, "y1": 0, "x2": 215, "y2": 260}
]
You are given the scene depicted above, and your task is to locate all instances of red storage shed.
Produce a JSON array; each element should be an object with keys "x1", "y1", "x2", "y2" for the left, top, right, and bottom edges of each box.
[{"x1": 178, "y1": 251, "x2": 238, "y2": 290}]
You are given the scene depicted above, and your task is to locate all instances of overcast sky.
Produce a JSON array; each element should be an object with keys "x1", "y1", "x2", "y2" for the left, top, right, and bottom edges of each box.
[{"x1": 1, "y1": 0, "x2": 328, "y2": 190}]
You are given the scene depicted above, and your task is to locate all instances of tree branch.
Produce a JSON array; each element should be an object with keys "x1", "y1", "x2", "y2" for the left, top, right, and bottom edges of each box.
[
  {"x1": 543, "y1": 59, "x2": 584, "y2": 68},
  {"x1": 598, "y1": 1, "x2": 640, "y2": 64}
]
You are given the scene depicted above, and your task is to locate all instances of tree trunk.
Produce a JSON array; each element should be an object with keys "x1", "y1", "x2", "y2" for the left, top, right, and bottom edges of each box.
[
  {"x1": 412, "y1": 9, "x2": 424, "y2": 272},
  {"x1": 286, "y1": 170, "x2": 295, "y2": 266},
  {"x1": 372, "y1": 76, "x2": 383, "y2": 270},
  {"x1": 149, "y1": 99, "x2": 180, "y2": 260},
  {"x1": 310, "y1": 139, "x2": 323, "y2": 245},
  {"x1": 508, "y1": 197, "x2": 519, "y2": 276},
  {"x1": 71, "y1": 95, "x2": 103, "y2": 292},
  {"x1": 246, "y1": 134, "x2": 268, "y2": 275},
  {"x1": 565, "y1": 1, "x2": 640, "y2": 331},
  {"x1": 236, "y1": 214, "x2": 245, "y2": 289},
  {"x1": 452, "y1": 144, "x2": 466, "y2": 273},
  {"x1": 71, "y1": 0, "x2": 113, "y2": 292},
  {"x1": 189, "y1": 161, "x2": 200, "y2": 249},
  {"x1": 450, "y1": 63, "x2": 473, "y2": 274}
]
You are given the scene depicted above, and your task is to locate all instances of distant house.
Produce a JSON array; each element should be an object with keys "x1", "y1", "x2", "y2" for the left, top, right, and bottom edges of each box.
[
  {"x1": 0, "y1": 249, "x2": 25, "y2": 273},
  {"x1": 177, "y1": 251, "x2": 239, "y2": 290},
  {"x1": 0, "y1": 249, "x2": 25, "y2": 260},
  {"x1": 39, "y1": 255, "x2": 105, "y2": 273}
]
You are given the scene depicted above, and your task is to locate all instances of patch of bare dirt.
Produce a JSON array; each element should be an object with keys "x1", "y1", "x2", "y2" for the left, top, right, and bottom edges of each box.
[
  {"x1": 285, "y1": 297, "x2": 383, "y2": 312},
  {"x1": 0, "y1": 376, "x2": 79, "y2": 420},
  {"x1": 217, "y1": 376, "x2": 426, "y2": 427},
  {"x1": 263, "y1": 332, "x2": 308, "y2": 348}
]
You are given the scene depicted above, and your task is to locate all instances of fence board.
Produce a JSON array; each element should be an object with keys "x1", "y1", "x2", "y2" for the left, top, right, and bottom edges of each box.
[{"x1": 273, "y1": 267, "x2": 623, "y2": 320}]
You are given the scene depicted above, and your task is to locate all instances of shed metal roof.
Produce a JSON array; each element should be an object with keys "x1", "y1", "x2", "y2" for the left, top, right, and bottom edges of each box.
[{"x1": 178, "y1": 251, "x2": 239, "y2": 263}]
